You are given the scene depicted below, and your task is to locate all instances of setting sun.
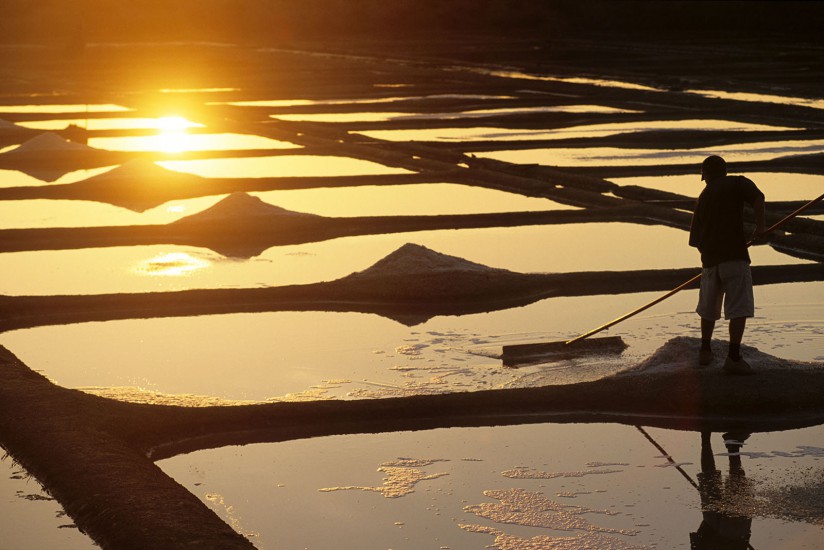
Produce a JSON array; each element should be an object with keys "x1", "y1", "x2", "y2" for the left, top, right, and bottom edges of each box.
[
  {"x1": 153, "y1": 116, "x2": 194, "y2": 153},
  {"x1": 156, "y1": 116, "x2": 195, "y2": 132}
]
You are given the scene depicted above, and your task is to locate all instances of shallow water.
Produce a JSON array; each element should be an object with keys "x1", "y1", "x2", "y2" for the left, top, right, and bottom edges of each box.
[
  {"x1": 613, "y1": 173, "x2": 824, "y2": 203},
  {"x1": 88, "y1": 133, "x2": 298, "y2": 153},
  {"x1": 460, "y1": 68, "x2": 664, "y2": 93},
  {"x1": 3, "y1": 282, "x2": 820, "y2": 404},
  {"x1": 0, "y1": 183, "x2": 575, "y2": 229},
  {"x1": 273, "y1": 104, "x2": 636, "y2": 123},
  {"x1": 0, "y1": 166, "x2": 115, "y2": 187},
  {"x1": 357, "y1": 119, "x2": 801, "y2": 142},
  {"x1": 0, "y1": 104, "x2": 130, "y2": 114},
  {"x1": 0, "y1": 222, "x2": 799, "y2": 295},
  {"x1": 16, "y1": 116, "x2": 204, "y2": 131},
  {"x1": 0, "y1": 451, "x2": 93, "y2": 550},
  {"x1": 158, "y1": 421, "x2": 824, "y2": 549},
  {"x1": 213, "y1": 93, "x2": 517, "y2": 107},
  {"x1": 475, "y1": 139, "x2": 824, "y2": 167},
  {"x1": 686, "y1": 89, "x2": 824, "y2": 110},
  {"x1": 157, "y1": 155, "x2": 414, "y2": 178}
]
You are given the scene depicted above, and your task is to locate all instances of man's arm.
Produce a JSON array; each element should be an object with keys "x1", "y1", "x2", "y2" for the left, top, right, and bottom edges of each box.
[{"x1": 749, "y1": 194, "x2": 767, "y2": 244}]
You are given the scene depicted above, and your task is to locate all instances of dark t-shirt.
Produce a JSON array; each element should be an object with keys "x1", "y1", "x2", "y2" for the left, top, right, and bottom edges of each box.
[{"x1": 689, "y1": 175, "x2": 764, "y2": 268}]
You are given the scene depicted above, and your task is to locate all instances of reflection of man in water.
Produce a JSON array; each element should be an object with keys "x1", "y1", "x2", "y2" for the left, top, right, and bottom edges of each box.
[
  {"x1": 689, "y1": 155, "x2": 766, "y2": 375},
  {"x1": 690, "y1": 431, "x2": 753, "y2": 550}
]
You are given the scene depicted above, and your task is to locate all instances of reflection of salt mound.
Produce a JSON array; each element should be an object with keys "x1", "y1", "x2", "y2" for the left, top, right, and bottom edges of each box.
[
  {"x1": 68, "y1": 159, "x2": 207, "y2": 212},
  {"x1": 87, "y1": 159, "x2": 195, "y2": 184},
  {"x1": 173, "y1": 192, "x2": 320, "y2": 224},
  {"x1": 0, "y1": 119, "x2": 22, "y2": 130},
  {"x1": 339, "y1": 243, "x2": 533, "y2": 299},
  {"x1": 2, "y1": 131, "x2": 96, "y2": 155}
]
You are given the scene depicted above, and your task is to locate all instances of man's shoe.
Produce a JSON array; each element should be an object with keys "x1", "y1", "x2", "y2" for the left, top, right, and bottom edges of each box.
[
  {"x1": 723, "y1": 356, "x2": 755, "y2": 376},
  {"x1": 698, "y1": 348, "x2": 714, "y2": 366}
]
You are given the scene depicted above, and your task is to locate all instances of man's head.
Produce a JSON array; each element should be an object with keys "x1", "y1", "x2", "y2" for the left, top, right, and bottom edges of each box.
[{"x1": 701, "y1": 155, "x2": 727, "y2": 181}]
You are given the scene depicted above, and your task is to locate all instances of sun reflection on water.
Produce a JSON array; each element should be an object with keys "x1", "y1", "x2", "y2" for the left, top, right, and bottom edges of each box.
[{"x1": 134, "y1": 252, "x2": 211, "y2": 276}]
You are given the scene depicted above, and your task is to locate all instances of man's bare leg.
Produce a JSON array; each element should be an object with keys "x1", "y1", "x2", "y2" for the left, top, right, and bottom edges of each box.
[
  {"x1": 699, "y1": 317, "x2": 715, "y2": 365},
  {"x1": 728, "y1": 317, "x2": 746, "y2": 360}
]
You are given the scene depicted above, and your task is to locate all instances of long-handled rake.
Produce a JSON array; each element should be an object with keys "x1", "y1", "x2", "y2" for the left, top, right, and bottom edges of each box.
[{"x1": 502, "y1": 192, "x2": 824, "y2": 366}]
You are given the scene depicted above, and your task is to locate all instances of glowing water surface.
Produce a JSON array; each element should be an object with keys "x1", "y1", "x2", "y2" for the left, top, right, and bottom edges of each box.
[
  {"x1": 16, "y1": 117, "x2": 204, "y2": 131},
  {"x1": 0, "y1": 104, "x2": 130, "y2": 114},
  {"x1": 0, "y1": 223, "x2": 798, "y2": 296},
  {"x1": 215, "y1": 94, "x2": 515, "y2": 107},
  {"x1": 157, "y1": 422, "x2": 824, "y2": 549},
  {"x1": 274, "y1": 105, "x2": 635, "y2": 123},
  {"x1": 356, "y1": 119, "x2": 800, "y2": 143},
  {"x1": 613, "y1": 173, "x2": 824, "y2": 203},
  {"x1": 88, "y1": 133, "x2": 298, "y2": 152},
  {"x1": 460, "y1": 67, "x2": 663, "y2": 92},
  {"x1": 252, "y1": 184, "x2": 577, "y2": 217},
  {"x1": 159, "y1": 87, "x2": 239, "y2": 93},
  {"x1": 476, "y1": 139, "x2": 824, "y2": 167},
  {"x1": 0, "y1": 449, "x2": 93, "y2": 550},
  {"x1": 687, "y1": 89, "x2": 824, "y2": 110},
  {"x1": 0, "y1": 166, "x2": 115, "y2": 188},
  {"x1": 158, "y1": 156, "x2": 414, "y2": 178},
  {"x1": 2, "y1": 281, "x2": 820, "y2": 403},
  {"x1": 0, "y1": 184, "x2": 574, "y2": 229}
]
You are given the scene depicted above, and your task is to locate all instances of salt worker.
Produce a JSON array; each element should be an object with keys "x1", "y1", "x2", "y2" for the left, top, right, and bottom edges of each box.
[{"x1": 689, "y1": 155, "x2": 766, "y2": 375}]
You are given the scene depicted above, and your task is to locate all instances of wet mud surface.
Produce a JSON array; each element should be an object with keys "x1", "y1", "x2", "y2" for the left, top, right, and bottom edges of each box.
[{"x1": 1, "y1": 34, "x2": 823, "y2": 548}]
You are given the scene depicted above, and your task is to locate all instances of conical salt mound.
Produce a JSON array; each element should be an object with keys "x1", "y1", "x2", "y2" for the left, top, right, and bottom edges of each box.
[
  {"x1": 352, "y1": 243, "x2": 508, "y2": 278},
  {"x1": 2, "y1": 132, "x2": 96, "y2": 155},
  {"x1": 336, "y1": 243, "x2": 534, "y2": 301},
  {"x1": 173, "y1": 192, "x2": 319, "y2": 224}
]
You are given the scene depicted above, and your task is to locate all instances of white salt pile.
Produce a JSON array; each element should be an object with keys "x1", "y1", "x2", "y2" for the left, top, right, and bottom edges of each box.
[{"x1": 348, "y1": 243, "x2": 512, "y2": 279}]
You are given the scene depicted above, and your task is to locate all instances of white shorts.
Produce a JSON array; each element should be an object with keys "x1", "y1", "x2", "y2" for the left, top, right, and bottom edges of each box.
[{"x1": 696, "y1": 260, "x2": 754, "y2": 320}]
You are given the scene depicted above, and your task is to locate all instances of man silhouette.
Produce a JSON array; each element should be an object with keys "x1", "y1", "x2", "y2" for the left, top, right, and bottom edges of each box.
[{"x1": 689, "y1": 155, "x2": 766, "y2": 375}]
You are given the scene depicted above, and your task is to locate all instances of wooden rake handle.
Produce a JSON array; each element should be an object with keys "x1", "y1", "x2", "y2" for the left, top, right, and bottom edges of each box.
[{"x1": 565, "y1": 192, "x2": 824, "y2": 346}]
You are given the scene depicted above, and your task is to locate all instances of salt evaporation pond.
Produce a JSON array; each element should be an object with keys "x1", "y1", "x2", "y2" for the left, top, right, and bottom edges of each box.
[
  {"x1": 272, "y1": 104, "x2": 635, "y2": 123},
  {"x1": 0, "y1": 104, "x2": 130, "y2": 114},
  {"x1": 0, "y1": 449, "x2": 92, "y2": 550},
  {"x1": 2, "y1": 66, "x2": 822, "y2": 550},
  {"x1": 0, "y1": 153, "x2": 410, "y2": 188},
  {"x1": 2, "y1": 282, "x2": 820, "y2": 404},
  {"x1": 475, "y1": 138, "x2": 824, "y2": 167},
  {"x1": 357, "y1": 119, "x2": 801, "y2": 142},
  {"x1": 88, "y1": 133, "x2": 298, "y2": 152},
  {"x1": 214, "y1": 93, "x2": 517, "y2": 107},
  {"x1": 156, "y1": 421, "x2": 824, "y2": 549},
  {"x1": 157, "y1": 155, "x2": 414, "y2": 178},
  {"x1": 613, "y1": 173, "x2": 824, "y2": 203},
  {"x1": 16, "y1": 116, "x2": 204, "y2": 131},
  {"x1": 0, "y1": 223, "x2": 798, "y2": 295},
  {"x1": 0, "y1": 183, "x2": 575, "y2": 229},
  {"x1": 0, "y1": 166, "x2": 115, "y2": 187},
  {"x1": 686, "y1": 88, "x2": 824, "y2": 110}
]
